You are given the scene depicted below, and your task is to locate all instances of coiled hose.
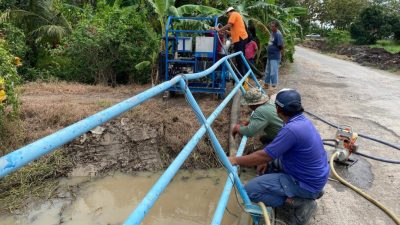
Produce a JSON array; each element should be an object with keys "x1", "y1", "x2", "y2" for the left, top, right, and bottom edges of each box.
[{"x1": 330, "y1": 152, "x2": 400, "y2": 225}]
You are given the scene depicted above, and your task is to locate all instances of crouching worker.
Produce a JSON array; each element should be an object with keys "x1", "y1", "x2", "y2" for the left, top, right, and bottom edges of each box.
[
  {"x1": 232, "y1": 88, "x2": 283, "y2": 146},
  {"x1": 228, "y1": 89, "x2": 329, "y2": 225}
]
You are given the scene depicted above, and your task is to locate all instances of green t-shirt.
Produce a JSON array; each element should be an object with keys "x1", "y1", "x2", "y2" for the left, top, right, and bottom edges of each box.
[{"x1": 239, "y1": 100, "x2": 283, "y2": 140}]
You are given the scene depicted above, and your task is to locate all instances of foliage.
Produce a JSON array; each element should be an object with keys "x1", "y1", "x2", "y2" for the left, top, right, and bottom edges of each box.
[
  {"x1": 350, "y1": 5, "x2": 392, "y2": 45},
  {"x1": 370, "y1": 40, "x2": 400, "y2": 54},
  {"x1": 52, "y1": 2, "x2": 158, "y2": 84},
  {"x1": 245, "y1": 1, "x2": 306, "y2": 63},
  {"x1": 0, "y1": 0, "x2": 72, "y2": 47},
  {"x1": 0, "y1": 23, "x2": 27, "y2": 57},
  {"x1": 0, "y1": 41, "x2": 20, "y2": 118},
  {"x1": 297, "y1": 0, "x2": 320, "y2": 34},
  {"x1": 318, "y1": 0, "x2": 368, "y2": 29},
  {"x1": 326, "y1": 29, "x2": 350, "y2": 49},
  {"x1": 145, "y1": 0, "x2": 221, "y2": 36},
  {"x1": 389, "y1": 13, "x2": 400, "y2": 41}
]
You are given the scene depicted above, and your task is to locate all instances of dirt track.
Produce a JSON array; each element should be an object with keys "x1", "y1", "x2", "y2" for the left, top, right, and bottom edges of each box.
[{"x1": 281, "y1": 46, "x2": 400, "y2": 225}]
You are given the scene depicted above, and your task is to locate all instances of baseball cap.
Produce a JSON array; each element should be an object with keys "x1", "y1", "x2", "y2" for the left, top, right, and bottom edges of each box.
[
  {"x1": 225, "y1": 7, "x2": 235, "y2": 14},
  {"x1": 275, "y1": 88, "x2": 302, "y2": 111}
]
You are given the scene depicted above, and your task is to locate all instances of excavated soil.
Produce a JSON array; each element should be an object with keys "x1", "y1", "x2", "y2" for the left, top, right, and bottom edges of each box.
[
  {"x1": 23, "y1": 82, "x2": 230, "y2": 173},
  {"x1": 0, "y1": 82, "x2": 231, "y2": 212},
  {"x1": 301, "y1": 40, "x2": 400, "y2": 70}
]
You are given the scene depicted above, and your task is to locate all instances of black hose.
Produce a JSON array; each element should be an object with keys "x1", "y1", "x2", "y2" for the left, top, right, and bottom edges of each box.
[
  {"x1": 323, "y1": 142, "x2": 335, "y2": 147},
  {"x1": 305, "y1": 110, "x2": 400, "y2": 151},
  {"x1": 323, "y1": 142, "x2": 400, "y2": 164},
  {"x1": 354, "y1": 152, "x2": 400, "y2": 164}
]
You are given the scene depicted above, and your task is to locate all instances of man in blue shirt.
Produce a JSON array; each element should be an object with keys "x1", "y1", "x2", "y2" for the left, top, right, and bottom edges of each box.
[
  {"x1": 229, "y1": 89, "x2": 329, "y2": 225},
  {"x1": 263, "y1": 21, "x2": 284, "y2": 93}
]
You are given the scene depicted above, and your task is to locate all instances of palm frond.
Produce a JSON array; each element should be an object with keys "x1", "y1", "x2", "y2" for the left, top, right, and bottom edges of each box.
[
  {"x1": 30, "y1": 24, "x2": 68, "y2": 44},
  {"x1": 0, "y1": 9, "x2": 51, "y2": 24}
]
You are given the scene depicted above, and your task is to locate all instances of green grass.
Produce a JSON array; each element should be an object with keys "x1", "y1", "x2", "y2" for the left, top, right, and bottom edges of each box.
[{"x1": 370, "y1": 40, "x2": 400, "y2": 54}]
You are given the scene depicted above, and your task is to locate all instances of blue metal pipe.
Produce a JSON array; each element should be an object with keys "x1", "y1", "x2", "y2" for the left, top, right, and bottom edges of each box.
[
  {"x1": 0, "y1": 53, "x2": 243, "y2": 178},
  {"x1": 211, "y1": 136, "x2": 248, "y2": 225},
  {"x1": 123, "y1": 69, "x2": 249, "y2": 225},
  {"x1": 183, "y1": 70, "x2": 254, "y2": 207},
  {"x1": 0, "y1": 78, "x2": 177, "y2": 178},
  {"x1": 223, "y1": 61, "x2": 246, "y2": 94},
  {"x1": 239, "y1": 53, "x2": 263, "y2": 90}
]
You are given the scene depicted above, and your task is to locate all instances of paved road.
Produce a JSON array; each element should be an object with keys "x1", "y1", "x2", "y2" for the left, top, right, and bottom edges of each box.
[{"x1": 280, "y1": 46, "x2": 400, "y2": 225}]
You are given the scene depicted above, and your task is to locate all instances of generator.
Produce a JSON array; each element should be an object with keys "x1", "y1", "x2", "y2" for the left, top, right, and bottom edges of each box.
[{"x1": 158, "y1": 16, "x2": 230, "y2": 97}]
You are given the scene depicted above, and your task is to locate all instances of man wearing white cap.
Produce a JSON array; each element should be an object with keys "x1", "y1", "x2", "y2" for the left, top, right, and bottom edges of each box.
[{"x1": 214, "y1": 7, "x2": 249, "y2": 76}]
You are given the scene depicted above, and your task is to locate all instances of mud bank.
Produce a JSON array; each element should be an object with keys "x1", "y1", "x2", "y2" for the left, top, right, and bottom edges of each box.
[
  {"x1": 0, "y1": 83, "x2": 231, "y2": 213},
  {"x1": 300, "y1": 40, "x2": 400, "y2": 70}
]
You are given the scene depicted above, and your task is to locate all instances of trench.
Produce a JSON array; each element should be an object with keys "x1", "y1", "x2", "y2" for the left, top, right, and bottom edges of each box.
[{"x1": 1, "y1": 169, "x2": 257, "y2": 225}]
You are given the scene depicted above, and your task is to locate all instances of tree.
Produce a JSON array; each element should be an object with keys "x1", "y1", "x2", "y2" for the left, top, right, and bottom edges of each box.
[
  {"x1": 0, "y1": 0, "x2": 72, "y2": 47},
  {"x1": 245, "y1": 0, "x2": 306, "y2": 63},
  {"x1": 297, "y1": 0, "x2": 321, "y2": 34},
  {"x1": 145, "y1": 0, "x2": 221, "y2": 36},
  {"x1": 318, "y1": 0, "x2": 369, "y2": 29},
  {"x1": 350, "y1": 5, "x2": 392, "y2": 44}
]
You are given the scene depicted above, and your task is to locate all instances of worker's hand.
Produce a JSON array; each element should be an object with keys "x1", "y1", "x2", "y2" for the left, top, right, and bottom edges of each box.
[
  {"x1": 210, "y1": 27, "x2": 215, "y2": 30},
  {"x1": 231, "y1": 124, "x2": 241, "y2": 136},
  {"x1": 257, "y1": 163, "x2": 268, "y2": 175},
  {"x1": 228, "y1": 156, "x2": 238, "y2": 166},
  {"x1": 240, "y1": 120, "x2": 249, "y2": 126}
]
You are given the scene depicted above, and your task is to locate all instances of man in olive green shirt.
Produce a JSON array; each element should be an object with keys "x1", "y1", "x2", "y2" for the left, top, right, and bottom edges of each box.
[{"x1": 232, "y1": 88, "x2": 283, "y2": 145}]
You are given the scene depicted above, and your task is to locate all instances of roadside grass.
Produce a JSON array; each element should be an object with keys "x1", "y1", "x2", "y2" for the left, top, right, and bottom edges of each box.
[{"x1": 370, "y1": 40, "x2": 400, "y2": 54}]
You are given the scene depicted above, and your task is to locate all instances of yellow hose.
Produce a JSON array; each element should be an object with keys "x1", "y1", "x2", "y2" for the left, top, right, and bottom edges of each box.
[
  {"x1": 330, "y1": 152, "x2": 400, "y2": 225},
  {"x1": 258, "y1": 202, "x2": 271, "y2": 225}
]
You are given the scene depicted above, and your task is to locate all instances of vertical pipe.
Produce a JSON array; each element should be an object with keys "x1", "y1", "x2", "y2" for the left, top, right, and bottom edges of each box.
[
  {"x1": 123, "y1": 71, "x2": 249, "y2": 225},
  {"x1": 224, "y1": 61, "x2": 246, "y2": 94},
  {"x1": 181, "y1": 73, "x2": 253, "y2": 207}
]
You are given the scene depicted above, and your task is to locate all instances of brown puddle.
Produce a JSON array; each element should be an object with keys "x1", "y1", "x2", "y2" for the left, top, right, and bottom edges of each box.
[{"x1": 0, "y1": 169, "x2": 254, "y2": 225}]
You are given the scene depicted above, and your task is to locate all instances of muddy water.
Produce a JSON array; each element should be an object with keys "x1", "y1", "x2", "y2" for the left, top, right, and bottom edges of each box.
[{"x1": 1, "y1": 169, "x2": 253, "y2": 225}]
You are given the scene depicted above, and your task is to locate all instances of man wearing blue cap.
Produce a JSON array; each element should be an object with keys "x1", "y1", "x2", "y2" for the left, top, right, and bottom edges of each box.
[{"x1": 229, "y1": 89, "x2": 329, "y2": 225}]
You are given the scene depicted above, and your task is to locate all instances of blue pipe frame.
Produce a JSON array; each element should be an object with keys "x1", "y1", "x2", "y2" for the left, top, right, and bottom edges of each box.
[{"x1": 0, "y1": 52, "x2": 267, "y2": 225}]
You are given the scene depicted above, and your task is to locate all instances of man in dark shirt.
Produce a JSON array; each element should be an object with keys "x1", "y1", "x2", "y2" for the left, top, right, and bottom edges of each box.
[
  {"x1": 229, "y1": 89, "x2": 329, "y2": 225},
  {"x1": 263, "y1": 21, "x2": 284, "y2": 93}
]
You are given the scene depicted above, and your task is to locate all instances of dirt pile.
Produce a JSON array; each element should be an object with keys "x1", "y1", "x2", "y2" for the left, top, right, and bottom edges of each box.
[{"x1": 301, "y1": 40, "x2": 400, "y2": 70}]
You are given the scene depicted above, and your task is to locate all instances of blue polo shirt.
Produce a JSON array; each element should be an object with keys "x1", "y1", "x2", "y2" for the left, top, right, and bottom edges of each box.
[{"x1": 264, "y1": 114, "x2": 329, "y2": 193}]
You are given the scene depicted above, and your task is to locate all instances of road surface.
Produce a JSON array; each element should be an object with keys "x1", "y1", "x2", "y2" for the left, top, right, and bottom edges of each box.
[{"x1": 280, "y1": 46, "x2": 400, "y2": 225}]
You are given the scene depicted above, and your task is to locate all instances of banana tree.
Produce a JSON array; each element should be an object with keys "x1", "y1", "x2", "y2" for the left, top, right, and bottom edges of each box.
[
  {"x1": 145, "y1": 0, "x2": 222, "y2": 36},
  {"x1": 235, "y1": 0, "x2": 306, "y2": 64},
  {"x1": 145, "y1": 0, "x2": 222, "y2": 84}
]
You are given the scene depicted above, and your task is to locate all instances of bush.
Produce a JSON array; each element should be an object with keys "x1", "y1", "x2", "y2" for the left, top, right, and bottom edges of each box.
[
  {"x1": 52, "y1": 3, "x2": 158, "y2": 85},
  {"x1": 0, "y1": 23, "x2": 27, "y2": 58},
  {"x1": 0, "y1": 41, "x2": 20, "y2": 118},
  {"x1": 326, "y1": 29, "x2": 350, "y2": 49},
  {"x1": 350, "y1": 5, "x2": 392, "y2": 45}
]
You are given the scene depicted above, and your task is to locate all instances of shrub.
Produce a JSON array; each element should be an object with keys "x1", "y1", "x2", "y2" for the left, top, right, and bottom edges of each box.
[
  {"x1": 0, "y1": 23, "x2": 27, "y2": 58},
  {"x1": 326, "y1": 29, "x2": 350, "y2": 49},
  {"x1": 53, "y1": 3, "x2": 158, "y2": 85},
  {"x1": 0, "y1": 41, "x2": 20, "y2": 118},
  {"x1": 350, "y1": 5, "x2": 392, "y2": 45}
]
